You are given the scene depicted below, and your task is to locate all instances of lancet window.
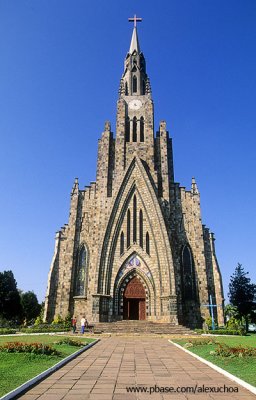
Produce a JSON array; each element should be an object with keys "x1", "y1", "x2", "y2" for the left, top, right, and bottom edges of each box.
[
  {"x1": 120, "y1": 231, "x2": 124, "y2": 255},
  {"x1": 133, "y1": 75, "x2": 137, "y2": 93},
  {"x1": 125, "y1": 118, "x2": 130, "y2": 142},
  {"x1": 182, "y1": 245, "x2": 195, "y2": 300},
  {"x1": 133, "y1": 117, "x2": 137, "y2": 142},
  {"x1": 75, "y1": 245, "x2": 87, "y2": 296},
  {"x1": 133, "y1": 195, "x2": 137, "y2": 243},
  {"x1": 146, "y1": 232, "x2": 150, "y2": 255},
  {"x1": 139, "y1": 210, "x2": 143, "y2": 248},
  {"x1": 127, "y1": 209, "x2": 131, "y2": 248},
  {"x1": 140, "y1": 117, "x2": 144, "y2": 142}
]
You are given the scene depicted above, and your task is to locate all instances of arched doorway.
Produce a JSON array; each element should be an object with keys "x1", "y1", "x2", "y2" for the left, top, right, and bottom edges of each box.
[{"x1": 123, "y1": 276, "x2": 146, "y2": 320}]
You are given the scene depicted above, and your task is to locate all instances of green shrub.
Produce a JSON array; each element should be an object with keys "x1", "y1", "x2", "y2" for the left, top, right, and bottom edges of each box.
[
  {"x1": 56, "y1": 338, "x2": 85, "y2": 347},
  {"x1": 227, "y1": 317, "x2": 243, "y2": 330},
  {"x1": 63, "y1": 313, "x2": 72, "y2": 329},
  {"x1": 194, "y1": 329, "x2": 204, "y2": 334},
  {"x1": 51, "y1": 314, "x2": 64, "y2": 325},
  {"x1": 205, "y1": 317, "x2": 214, "y2": 329},
  {"x1": 0, "y1": 317, "x2": 19, "y2": 329},
  {"x1": 184, "y1": 338, "x2": 219, "y2": 347},
  {"x1": 34, "y1": 315, "x2": 44, "y2": 326},
  {"x1": 20, "y1": 324, "x2": 70, "y2": 333},
  {"x1": 0, "y1": 342, "x2": 60, "y2": 355},
  {"x1": 212, "y1": 328, "x2": 246, "y2": 336},
  {"x1": 215, "y1": 344, "x2": 256, "y2": 358},
  {"x1": 194, "y1": 328, "x2": 246, "y2": 336},
  {"x1": 0, "y1": 328, "x2": 17, "y2": 335}
]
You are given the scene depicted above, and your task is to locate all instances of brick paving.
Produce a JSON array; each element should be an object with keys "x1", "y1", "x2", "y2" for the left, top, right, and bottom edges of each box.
[{"x1": 17, "y1": 337, "x2": 255, "y2": 400}]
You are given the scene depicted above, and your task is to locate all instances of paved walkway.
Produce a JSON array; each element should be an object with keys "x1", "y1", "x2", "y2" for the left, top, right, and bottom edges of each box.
[{"x1": 18, "y1": 337, "x2": 255, "y2": 400}]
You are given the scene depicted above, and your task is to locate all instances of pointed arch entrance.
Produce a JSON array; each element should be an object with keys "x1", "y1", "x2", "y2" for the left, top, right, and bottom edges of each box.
[
  {"x1": 112, "y1": 254, "x2": 155, "y2": 321},
  {"x1": 123, "y1": 276, "x2": 146, "y2": 320}
]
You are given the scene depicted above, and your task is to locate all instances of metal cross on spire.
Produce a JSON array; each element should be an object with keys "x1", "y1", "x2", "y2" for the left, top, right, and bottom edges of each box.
[{"x1": 128, "y1": 14, "x2": 142, "y2": 28}]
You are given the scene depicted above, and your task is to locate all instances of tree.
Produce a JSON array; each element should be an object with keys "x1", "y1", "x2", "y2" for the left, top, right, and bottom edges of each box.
[
  {"x1": 0, "y1": 270, "x2": 23, "y2": 321},
  {"x1": 20, "y1": 291, "x2": 41, "y2": 324},
  {"x1": 228, "y1": 263, "x2": 256, "y2": 331}
]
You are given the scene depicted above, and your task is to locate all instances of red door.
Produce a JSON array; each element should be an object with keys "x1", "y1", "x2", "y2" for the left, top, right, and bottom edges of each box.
[{"x1": 123, "y1": 277, "x2": 146, "y2": 320}]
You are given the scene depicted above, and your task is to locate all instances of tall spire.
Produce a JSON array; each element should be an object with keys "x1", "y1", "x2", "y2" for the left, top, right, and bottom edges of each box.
[
  {"x1": 128, "y1": 14, "x2": 142, "y2": 54},
  {"x1": 129, "y1": 27, "x2": 140, "y2": 54},
  {"x1": 119, "y1": 15, "x2": 151, "y2": 98}
]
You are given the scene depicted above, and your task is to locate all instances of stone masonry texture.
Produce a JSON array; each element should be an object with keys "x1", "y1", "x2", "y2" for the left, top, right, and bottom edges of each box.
[{"x1": 44, "y1": 26, "x2": 224, "y2": 329}]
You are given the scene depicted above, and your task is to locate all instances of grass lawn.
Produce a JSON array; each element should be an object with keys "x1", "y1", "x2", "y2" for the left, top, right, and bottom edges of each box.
[
  {"x1": 0, "y1": 334, "x2": 95, "y2": 397},
  {"x1": 173, "y1": 334, "x2": 256, "y2": 387}
]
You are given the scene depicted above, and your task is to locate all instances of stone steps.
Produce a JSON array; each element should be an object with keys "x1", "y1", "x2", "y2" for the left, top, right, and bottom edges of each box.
[{"x1": 92, "y1": 321, "x2": 195, "y2": 335}]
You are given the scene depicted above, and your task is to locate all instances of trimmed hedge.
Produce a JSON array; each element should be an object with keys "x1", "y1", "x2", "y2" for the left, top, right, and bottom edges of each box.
[
  {"x1": 194, "y1": 328, "x2": 246, "y2": 336},
  {"x1": 0, "y1": 328, "x2": 17, "y2": 335},
  {"x1": 56, "y1": 338, "x2": 85, "y2": 347},
  {"x1": 20, "y1": 324, "x2": 70, "y2": 333}
]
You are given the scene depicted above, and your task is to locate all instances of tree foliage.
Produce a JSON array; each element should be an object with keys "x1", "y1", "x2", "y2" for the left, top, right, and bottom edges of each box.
[
  {"x1": 20, "y1": 291, "x2": 41, "y2": 323},
  {"x1": 228, "y1": 263, "x2": 256, "y2": 329},
  {"x1": 0, "y1": 270, "x2": 23, "y2": 321}
]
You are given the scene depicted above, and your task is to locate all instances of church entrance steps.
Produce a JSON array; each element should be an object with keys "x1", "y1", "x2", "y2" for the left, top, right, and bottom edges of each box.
[{"x1": 92, "y1": 320, "x2": 195, "y2": 335}]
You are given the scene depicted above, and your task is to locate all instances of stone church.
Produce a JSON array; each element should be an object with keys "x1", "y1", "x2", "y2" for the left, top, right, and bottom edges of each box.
[{"x1": 44, "y1": 22, "x2": 224, "y2": 328}]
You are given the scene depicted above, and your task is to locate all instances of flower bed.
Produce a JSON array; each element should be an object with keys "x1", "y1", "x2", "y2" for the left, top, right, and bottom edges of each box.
[{"x1": 0, "y1": 341, "x2": 60, "y2": 355}]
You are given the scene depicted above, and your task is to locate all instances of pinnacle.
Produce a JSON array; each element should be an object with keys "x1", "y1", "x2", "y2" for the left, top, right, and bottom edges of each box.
[
  {"x1": 191, "y1": 177, "x2": 199, "y2": 195},
  {"x1": 129, "y1": 27, "x2": 140, "y2": 54},
  {"x1": 71, "y1": 177, "x2": 79, "y2": 196}
]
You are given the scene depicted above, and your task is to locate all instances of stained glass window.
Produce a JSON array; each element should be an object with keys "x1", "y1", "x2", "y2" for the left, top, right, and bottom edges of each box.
[{"x1": 75, "y1": 246, "x2": 87, "y2": 296}]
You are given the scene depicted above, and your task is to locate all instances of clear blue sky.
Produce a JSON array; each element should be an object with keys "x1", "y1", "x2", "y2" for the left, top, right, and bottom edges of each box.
[{"x1": 0, "y1": 1, "x2": 255, "y2": 304}]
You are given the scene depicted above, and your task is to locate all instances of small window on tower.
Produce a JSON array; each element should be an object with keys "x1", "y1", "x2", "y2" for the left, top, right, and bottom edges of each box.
[
  {"x1": 125, "y1": 118, "x2": 130, "y2": 142},
  {"x1": 133, "y1": 76, "x2": 137, "y2": 93},
  {"x1": 140, "y1": 117, "x2": 144, "y2": 142},
  {"x1": 133, "y1": 117, "x2": 137, "y2": 142},
  {"x1": 125, "y1": 82, "x2": 128, "y2": 95}
]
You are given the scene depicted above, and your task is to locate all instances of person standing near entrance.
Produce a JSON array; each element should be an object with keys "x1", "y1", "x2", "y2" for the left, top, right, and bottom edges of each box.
[
  {"x1": 80, "y1": 316, "x2": 86, "y2": 334},
  {"x1": 71, "y1": 316, "x2": 77, "y2": 334}
]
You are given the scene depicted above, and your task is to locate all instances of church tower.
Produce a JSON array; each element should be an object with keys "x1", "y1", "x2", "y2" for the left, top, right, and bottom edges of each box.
[{"x1": 44, "y1": 19, "x2": 224, "y2": 328}]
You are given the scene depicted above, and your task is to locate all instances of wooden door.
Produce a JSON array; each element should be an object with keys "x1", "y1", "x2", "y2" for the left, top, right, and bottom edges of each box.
[{"x1": 123, "y1": 277, "x2": 146, "y2": 320}]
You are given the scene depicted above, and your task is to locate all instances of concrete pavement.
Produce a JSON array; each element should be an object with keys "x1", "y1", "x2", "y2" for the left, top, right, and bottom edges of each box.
[{"x1": 17, "y1": 337, "x2": 255, "y2": 400}]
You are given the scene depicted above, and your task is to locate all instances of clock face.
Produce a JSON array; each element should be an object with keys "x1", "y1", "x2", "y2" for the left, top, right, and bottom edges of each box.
[{"x1": 128, "y1": 99, "x2": 142, "y2": 110}]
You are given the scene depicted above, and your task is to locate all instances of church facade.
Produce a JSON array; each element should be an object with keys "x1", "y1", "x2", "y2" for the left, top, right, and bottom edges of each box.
[{"x1": 44, "y1": 24, "x2": 224, "y2": 328}]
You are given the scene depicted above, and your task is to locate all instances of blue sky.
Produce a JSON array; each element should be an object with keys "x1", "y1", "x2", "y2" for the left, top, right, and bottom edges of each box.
[{"x1": 0, "y1": 0, "x2": 255, "y2": 304}]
